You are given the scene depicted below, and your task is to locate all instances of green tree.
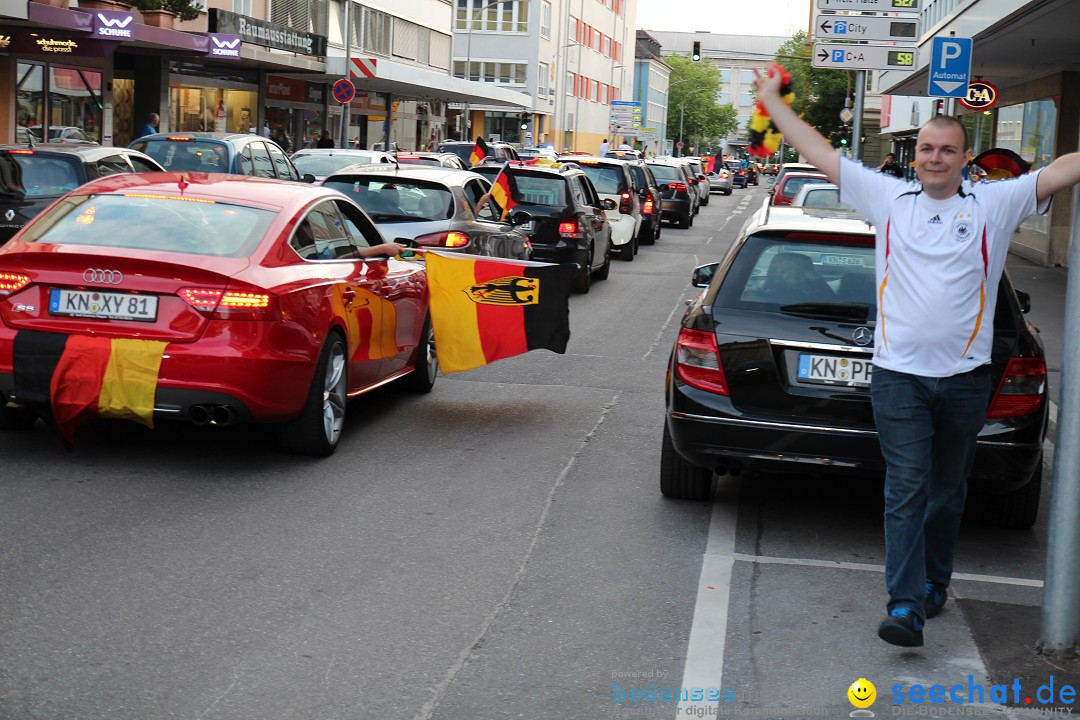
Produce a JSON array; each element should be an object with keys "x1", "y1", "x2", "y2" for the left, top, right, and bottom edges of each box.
[
  {"x1": 665, "y1": 55, "x2": 737, "y2": 151},
  {"x1": 772, "y1": 30, "x2": 851, "y2": 148}
]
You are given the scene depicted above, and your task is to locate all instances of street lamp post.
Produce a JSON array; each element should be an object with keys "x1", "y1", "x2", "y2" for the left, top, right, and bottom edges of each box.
[
  {"x1": 461, "y1": 0, "x2": 507, "y2": 141},
  {"x1": 677, "y1": 86, "x2": 708, "y2": 157}
]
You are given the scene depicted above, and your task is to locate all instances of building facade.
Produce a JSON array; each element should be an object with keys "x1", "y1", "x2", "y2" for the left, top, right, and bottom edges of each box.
[
  {"x1": 632, "y1": 29, "x2": 668, "y2": 156},
  {"x1": 451, "y1": 0, "x2": 637, "y2": 153}
]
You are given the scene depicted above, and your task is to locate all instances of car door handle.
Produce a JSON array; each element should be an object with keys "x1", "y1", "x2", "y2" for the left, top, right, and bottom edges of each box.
[{"x1": 343, "y1": 289, "x2": 356, "y2": 301}]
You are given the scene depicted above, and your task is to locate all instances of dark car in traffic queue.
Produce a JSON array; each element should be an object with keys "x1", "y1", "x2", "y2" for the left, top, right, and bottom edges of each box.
[
  {"x1": 321, "y1": 164, "x2": 532, "y2": 261},
  {"x1": 473, "y1": 163, "x2": 613, "y2": 294},
  {"x1": 662, "y1": 205, "x2": 1048, "y2": 529},
  {"x1": 130, "y1": 132, "x2": 308, "y2": 182},
  {"x1": 624, "y1": 158, "x2": 663, "y2": 245},
  {"x1": 725, "y1": 160, "x2": 754, "y2": 189},
  {"x1": 646, "y1": 158, "x2": 697, "y2": 229},
  {"x1": 438, "y1": 140, "x2": 521, "y2": 167},
  {"x1": 0, "y1": 144, "x2": 165, "y2": 246}
]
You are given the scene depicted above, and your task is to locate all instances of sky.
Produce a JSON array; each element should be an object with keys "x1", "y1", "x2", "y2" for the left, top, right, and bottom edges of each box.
[{"x1": 635, "y1": 0, "x2": 812, "y2": 38}]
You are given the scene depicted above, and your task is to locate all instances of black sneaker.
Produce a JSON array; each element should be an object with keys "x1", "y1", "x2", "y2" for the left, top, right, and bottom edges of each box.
[
  {"x1": 925, "y1": 582, "x2": 948, "y2": 618},
  {"x1": 878, "y1": 608, "x2": 924, "y2": 647}
]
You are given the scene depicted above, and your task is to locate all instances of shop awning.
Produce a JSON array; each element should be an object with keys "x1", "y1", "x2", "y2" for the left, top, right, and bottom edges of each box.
[{"x1": 318, "y1": 54, "x2": 532, "y2": 109}]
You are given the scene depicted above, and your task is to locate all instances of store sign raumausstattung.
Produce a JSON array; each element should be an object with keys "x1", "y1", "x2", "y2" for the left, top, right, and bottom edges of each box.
[{"x1": 210, "y1": 9, "x2": 326, "y2": 56}]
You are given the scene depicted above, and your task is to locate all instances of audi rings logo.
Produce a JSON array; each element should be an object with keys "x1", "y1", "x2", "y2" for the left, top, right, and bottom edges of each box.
[
  {"x1": 851, "y1": 326, "x2": 873, "y2": 346},
  {"x1": 83, "y1": 268, "x2": 123, "y2": 284}
]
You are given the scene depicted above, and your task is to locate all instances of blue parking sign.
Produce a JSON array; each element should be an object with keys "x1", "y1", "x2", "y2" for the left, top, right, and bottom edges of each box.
[
  {"x1": 832, "y1": 49, "x2": 844, "y2": 63},
  {"x1": 928, "y1": 37, "x2": 971, "y2": 98}
]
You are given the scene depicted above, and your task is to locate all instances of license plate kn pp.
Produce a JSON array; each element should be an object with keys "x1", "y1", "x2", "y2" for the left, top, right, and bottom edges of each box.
[
  {"x1": 797, "y1": 353, "x2": 872, "y2": 387},
  {"x1": 49, "y1": 288, "x2": 158, "y2": 322}
]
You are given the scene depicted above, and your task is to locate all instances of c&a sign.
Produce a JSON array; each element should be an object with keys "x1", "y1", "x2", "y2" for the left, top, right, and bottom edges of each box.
[{"x1": 959, "y1": 81, "x2": 998, "y2": 110}]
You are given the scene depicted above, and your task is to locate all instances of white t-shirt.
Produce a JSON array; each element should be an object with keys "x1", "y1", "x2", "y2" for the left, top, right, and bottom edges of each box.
[{"x1": 839, "y1": 157, "x2": 1049, "y2": 377}]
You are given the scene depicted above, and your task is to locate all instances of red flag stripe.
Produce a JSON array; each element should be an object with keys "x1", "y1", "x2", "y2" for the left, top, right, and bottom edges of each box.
[
  {"x1": 49, "y1": 335, "x2": 112, "y2": 442},
  {"x1": 473, "y1": 260, "x2": 528, "y2": 364}
]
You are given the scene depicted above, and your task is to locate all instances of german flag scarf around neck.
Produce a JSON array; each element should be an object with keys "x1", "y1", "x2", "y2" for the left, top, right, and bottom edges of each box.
[{"x1": 12, "y1": 331, "x2": 168, "y2": 445}]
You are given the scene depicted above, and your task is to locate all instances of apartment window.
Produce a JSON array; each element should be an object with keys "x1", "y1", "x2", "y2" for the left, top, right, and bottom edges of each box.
[
  {"x1": 538, "y1": 62, "x2": 549, "y2": 97},
  {"x1": 738, "y1": 91, "x2": 754, "y2": 107},
  {"x1": 430, "y1": 31, "x2": 450, "y2": 69},
  {"x1": 417, "y1": 26, "x2": 430, "y2": 65},
  {"x1": 739, "y1": 68, "x2": 755, "y2": 84},
  {"x1": 362, "y1": 6, "x2": 391, "y2": 55},
  {"x1": 568, "y1": 16, "x2": 577, "y2": 43},
  {"x1": 593, "y1": 79, "x2": 600, "y2": 101},
  {"x1": 499, "y1": 62, "x2": 511, "y2": 83},
  {"x1": 566, "y1": 71, "x2": 575, "y2": 95},
  {"x1": 719, "y1": 68, "x2": 731, "y2": 83},
  {"x1": 717, "y1": 91, "x2": 731, "y2": 104},
  {"x1": 456, "y1": 0, "x2": 528, "y2": 32},
  {"x1": 453, "y1": 61, "x2": 528, "y2": 85},
  {"x1": 612, "y1": 41, "x2": 619, "y2": 62},
  {"x1": 541, "y1": 1, "x2": 551, "y2": 38},
  {"x1": 393, "y1": 19, "x2": 419, "y2": 61},
  {"x1": 232, "y1": 0, "x2": 251, "y2": 16}
]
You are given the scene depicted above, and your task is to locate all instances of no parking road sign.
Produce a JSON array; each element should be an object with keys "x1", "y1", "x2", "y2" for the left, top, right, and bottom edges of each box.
[{"x1": 332, "y1": 78, "x2": 355, "y2": 104}]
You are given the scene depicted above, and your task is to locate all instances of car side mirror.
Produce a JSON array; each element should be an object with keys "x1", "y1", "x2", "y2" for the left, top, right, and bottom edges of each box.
[
  {"x1": 302, "y1": 173, "x2": 316, "y2": 184},
  {"x1": 691, "y1": 262, "x2": 720, "y2": 288},
  {"x1": 511, "y1": 210, "x2": 533, "y2": 226},
  {"x1": 394, "y1": 237, "x2": 419, "y2": 259},
  {"x1": 1015, "y1": 289, "x2": 1032, "y2": 314},
  {"x1": 602, "y1": 198, "x2": 617, "y2": 210}
]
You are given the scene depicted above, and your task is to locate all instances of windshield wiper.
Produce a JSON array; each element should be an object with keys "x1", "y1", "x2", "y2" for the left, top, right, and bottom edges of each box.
[{"x1": 779, "y1": 302, "x2": 870, "y2": 322}]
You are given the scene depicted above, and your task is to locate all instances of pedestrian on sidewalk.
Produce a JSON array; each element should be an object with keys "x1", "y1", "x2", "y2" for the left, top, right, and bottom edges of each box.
[
  {"x1": 599, "y1": 138, "x2": 610, "y2": 156},
  {"x1": 754, "y1": 64, "x2": 1080, "y2": 648},
  {"x1": 876, "y1": 152, "x2": 905, "y2": 179}
]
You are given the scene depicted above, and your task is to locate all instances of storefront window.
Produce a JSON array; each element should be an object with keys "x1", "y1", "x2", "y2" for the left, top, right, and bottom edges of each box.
[
  {"x1": 266, "y1": 106, "x2": 295, "y2": 152},
  {"x1": 170, "y1": 86, "x2": 258, "y2": 134},
  {"x1": 995, "y1": 98, "x2": 1057, "y2": 235},
  {"x1": 16, "y1": 63, "x2": 44, "y2": 143},
  {"x1": 49, "y1": 67, "x2": 102, "y2": 144}
]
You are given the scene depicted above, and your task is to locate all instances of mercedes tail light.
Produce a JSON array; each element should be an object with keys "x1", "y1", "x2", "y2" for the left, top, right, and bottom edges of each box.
[
  {"x1": 414, "y1": 231, "x2": 470, "y2": 248},
  {"x1": 619, "y1": 191, "x2": 633, "y2": 214},
  {"x1": 675, "y1": 329, "x2": 729, "y2": 396},
  {"x1": 669, "y1": 182, "x2": 687, "y2": 192},
  {"x1": 642, "y1": 196, "x2": 655, "y2": 215},
  {"x1": 0, "y1": 272, "x2": 31, "y2": 295},
  {"x1": 987, "y1": 357, "x2": 1046, "y2": 418},
  {"x1": 558, "y1": 220, "x2": 583, "y2": 238},
  {"x1": 178, "y1": 285, "x2": 277, "y2": 320}
]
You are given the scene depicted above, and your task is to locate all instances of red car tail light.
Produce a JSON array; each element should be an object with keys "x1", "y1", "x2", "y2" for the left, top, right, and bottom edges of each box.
[
  {"x1": 414, "y1": 231, "x2": 470, "y2": 248},
  {"x1": 558, "y1": 220, "x2": 583, "y2": 238},
  {"x1": 167, "y1": 136, "x2": 194, "y2": 142},
  {"x1": 6, "y1": 149, "x2": 34, "y2": 155},
  {"x1": 642, "y1": 196, "x2": 655, "y2": 214},
  {"x1": 675, "y1": 328, "x2": 729, "y2": 396},
  {"x1": 669, "y1": 182, "x2": 687, "y2": 192},
  {"x1": 0, "y1": 272, "x2": 31, "y2": 295},
  {"x1": 987, "y1": 357, "x2": 1046, "y2": 418},
  {"x1": 178, "y1": 286, "x2": 276, "y2": 320},
  {"x1": 619, "y1": 191, "x2": 633, "y2": 214}
]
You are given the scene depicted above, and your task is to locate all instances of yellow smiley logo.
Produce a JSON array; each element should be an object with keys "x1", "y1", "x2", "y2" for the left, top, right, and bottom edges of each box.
[{"x1": 847, "y1": 678, "x2": 876, "y2": 709}]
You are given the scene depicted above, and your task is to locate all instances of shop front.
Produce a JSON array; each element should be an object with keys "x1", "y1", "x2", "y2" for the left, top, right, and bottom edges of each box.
[
  {"x1": 265, "y1": 75, "x2": 327, "y2": 153},
  {"x1": 168, "y1": 61, "x2": 259, "y2": 136}
]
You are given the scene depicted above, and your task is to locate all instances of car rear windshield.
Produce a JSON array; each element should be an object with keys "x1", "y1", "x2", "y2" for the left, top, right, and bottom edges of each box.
[
  {"x1": 0, "y1": 153, "x2": 82, "y2": 197},
  {"x1": 715, "y1": 234, "x2": 877, "y2": 314},
  {"x1": 473, "y1": 168, "x2": 569, "y2": 206},
  {"x1": 576, "y1": 163, "x2": 627, "y2": 194},
  {"x1": 438, "y1": 144, "x2": 473, "y2": 164},
  {"x1": 647, "y1": 164, "x2": 682, "y2": 183},
  {"x1": 323, "y1": 176, "x2": 453, "y2": 222},
  {"x1": 292, "y1": 154, "x2": 376, "y2": 177},
  {"x1": 19, "y1": 192, "x2": 275, "y2": 257},
  {"x1": 129, "y1": 139, "x2": 229, "y2": 173},
  {"x1": 780, "y1": 175, "x2": 830, "y2": 199},
  {"x1": 395, "y1": 156, "x2": 443, "y2": 167},
  {"x1": 796, "y1": 188, "x2": 855, "y2": 210}
]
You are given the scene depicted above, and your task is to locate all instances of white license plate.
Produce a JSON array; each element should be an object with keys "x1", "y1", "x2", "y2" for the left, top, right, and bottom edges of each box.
[
  {"x1": 521, "y1": 221, "x2": 535, "y2": 233},
  {"x1": 797, "y1": 353, "x2": 872, "y2": 387},
  {"x1": 49, "y1": 288, "x2": 158, "y2": 322}
]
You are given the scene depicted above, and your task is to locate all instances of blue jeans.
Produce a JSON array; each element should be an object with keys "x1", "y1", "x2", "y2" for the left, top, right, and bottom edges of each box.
[{"x1": 871, "y1": 366, "x2": 992, "y2": 617}]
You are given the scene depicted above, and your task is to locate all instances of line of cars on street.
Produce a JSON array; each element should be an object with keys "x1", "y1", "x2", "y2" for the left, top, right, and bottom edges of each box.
[{"x1": 0, "y1": 133, "x2": 721, "y2": 455}]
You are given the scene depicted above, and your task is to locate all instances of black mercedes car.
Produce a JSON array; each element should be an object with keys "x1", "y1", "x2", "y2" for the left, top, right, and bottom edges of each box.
[
  {"x1": 0, "y1": 144, "x2": 164, "y2": 246},
  {"x1": 473, "y1": 163, "x2": 613, "y2": 293},
  {"x1": 662, "y1": 205, "x2": 1048, "y2": 529}
]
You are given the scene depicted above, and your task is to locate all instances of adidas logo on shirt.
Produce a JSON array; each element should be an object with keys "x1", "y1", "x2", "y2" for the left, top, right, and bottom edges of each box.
[{"x1": 928, "y1": 215, "x2": 943, "y2": 224}]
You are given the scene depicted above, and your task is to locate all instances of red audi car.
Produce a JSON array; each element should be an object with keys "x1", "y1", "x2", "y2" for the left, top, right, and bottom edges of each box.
[{"x1": 0, "y1": 173, "x2": 436, "y2": 455}]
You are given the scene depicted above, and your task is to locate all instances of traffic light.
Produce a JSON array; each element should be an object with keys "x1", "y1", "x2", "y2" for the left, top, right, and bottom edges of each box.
[
  {"x1": 691, "y1": 41, "x2": 701, "y2": 62},
  {"x1": 520, "y1": 112, "x2": 531, "y2": 130}
]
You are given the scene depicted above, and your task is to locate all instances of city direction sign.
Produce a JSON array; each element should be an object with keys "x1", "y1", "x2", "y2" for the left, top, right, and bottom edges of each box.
[
  {"x1": 814, "y1": 14, "x2": 920, "y2": 42},
  {"x1": 812, "y1": 42, "x2": 917, "y2": 71},
  {"x1": 817, "y1": 0, "x2": 921, "y2": 10}
]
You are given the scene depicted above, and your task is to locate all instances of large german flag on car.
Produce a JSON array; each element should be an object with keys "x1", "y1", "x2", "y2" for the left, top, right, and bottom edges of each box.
[
  {"x1": 425, "y1": 251, "x2": 572, "y2": 374},
  {"x1": 12, "y1": 331, "x2": 167, "y2": 444},
  {"x1": 469, "y1": 137, "x2": 491, "y2": 166}
]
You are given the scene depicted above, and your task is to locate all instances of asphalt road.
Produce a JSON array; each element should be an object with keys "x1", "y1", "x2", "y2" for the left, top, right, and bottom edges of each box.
[{"x1": 0, "y1": 185, "x2": 1068, "y2": 720}]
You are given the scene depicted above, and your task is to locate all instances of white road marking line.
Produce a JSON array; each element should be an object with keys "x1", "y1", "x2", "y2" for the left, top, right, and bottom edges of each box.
[
  {"x1": 729, "y1": 553, "x2": 1044, "y2": 587},
  {"x1": 676, "y1": 480, "x2": 738, "y2": 719}
]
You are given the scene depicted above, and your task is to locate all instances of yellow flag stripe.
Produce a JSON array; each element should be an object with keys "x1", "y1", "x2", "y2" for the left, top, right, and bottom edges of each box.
[
  {"x1": 98, "y1": 338, "x2": 168, "y2": 428},
  {"x1": 426, "y1": 253, "x2": 486, "y2": 374}
]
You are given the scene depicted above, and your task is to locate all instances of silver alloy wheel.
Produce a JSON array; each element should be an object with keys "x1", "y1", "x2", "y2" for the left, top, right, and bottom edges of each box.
[
  {"x1": 322, "y1": 342, "x2": 347, "y2": 445},
  {"x1": 423, "y1": 323, "x2": 438, "y2": 385}
]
